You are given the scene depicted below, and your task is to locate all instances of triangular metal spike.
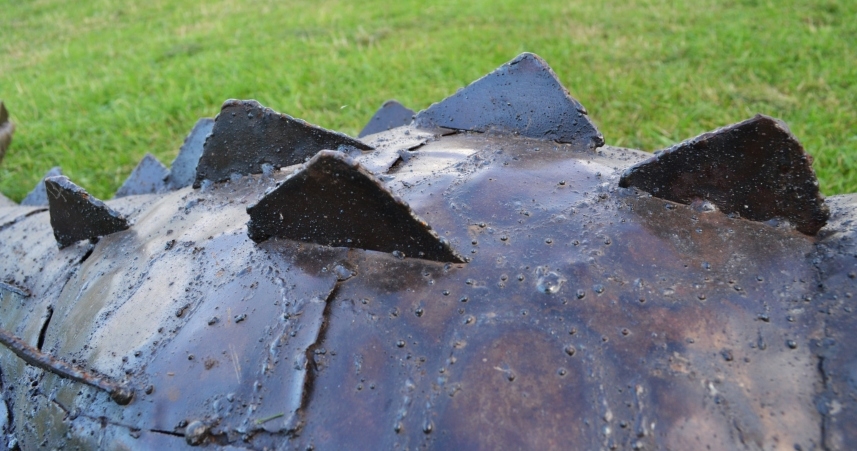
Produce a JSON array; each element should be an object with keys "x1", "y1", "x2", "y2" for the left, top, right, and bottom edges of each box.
[
  {"x1": 114, "y1": 153, "x2": 169, "y2": 198},
  {"x1": 45, "y1": 176, "x2": 129, "y2": 248},
  {"x1": 167, "y1": 117, "x2": 214, "y2": 189},
  {"x1": 20, "y1": 167, "x2": 63, "y2": 206},
  {"x1": 246, "y1": 150, "x2": 464, "y2": 263},
  {"x1": 0, "y1": 193, "x2": 15, "y2": 208},
  {"x1": 414, "y1": 52, "x2": 604, "y2": 150},
  {"x1": 619, "y1": 114, "x2": 829, "y2": 235},
  {"x1": 194, "y1": 100, "x2": 374, "y2": 187},
  {"x1": 358, "y1": 100, "x2": 414, "y2": 138},
  {"x1": 0, "y1": 101, "x2": 14, "y2": 165}
]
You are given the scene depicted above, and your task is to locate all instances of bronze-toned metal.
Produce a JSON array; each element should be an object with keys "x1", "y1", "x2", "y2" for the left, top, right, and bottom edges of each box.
[{"x1": 0, "y1": 54, "x2": 853, "y2": 450}]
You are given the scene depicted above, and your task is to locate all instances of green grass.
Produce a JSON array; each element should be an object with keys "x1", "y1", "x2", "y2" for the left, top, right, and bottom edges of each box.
[{"x1": 0, "y1": 0, "x2": 855, "y2": 200}]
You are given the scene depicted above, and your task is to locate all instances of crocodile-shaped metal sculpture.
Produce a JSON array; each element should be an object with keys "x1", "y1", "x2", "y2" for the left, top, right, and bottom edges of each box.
[{"x1": 0, "y1": 53, "x2": 854, "y2": 450}]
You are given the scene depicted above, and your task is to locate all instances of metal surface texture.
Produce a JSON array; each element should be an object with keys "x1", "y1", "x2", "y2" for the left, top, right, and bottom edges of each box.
[
  {"x1": 0, "y1": 53, "x2": 854, "y2": 450},
  {"x1": 114, "y1": 154, "x2": 170, "y2": 199},
  {"x1": 44, "y1": 176, "x2": 130, "y2": 248},
  {"x1": 619, "y1": 114, "x2": 829, "y2": 235},
  {"x1": 193, "y1": 100, "x2": 373, "y2": 187},
  {"x1": 358, "y1": 100, "x2": 415, "y2": 138}
]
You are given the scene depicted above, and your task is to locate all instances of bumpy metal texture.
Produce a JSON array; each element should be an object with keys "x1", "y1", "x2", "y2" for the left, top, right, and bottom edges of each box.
[
  {"x1": 44, "y1": 176, "x2": 129, "y2": 248},
  {"x1": 0, "y1": 53, "x2": 854, "y2": 450},
  {"x1": 358, "y1": 100, "x2": 415, "y2": 138},
  {"x1": 193, "y1": 100, "x2": 373, "y2": 187},
  {"x1": 415, "y1": 52, "x2": 604, "y2": 150},
  {"x1": 247, "y1": 150, "x2": 464, "y2": 263},
  {"x1": 620, "y1": 114, "x2": 829, "y2": 235}
]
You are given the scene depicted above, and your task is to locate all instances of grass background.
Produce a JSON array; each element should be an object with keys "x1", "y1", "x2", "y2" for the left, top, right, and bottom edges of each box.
[{"x1": 0, "y1": 0, "x2": 854, "y2": 201}]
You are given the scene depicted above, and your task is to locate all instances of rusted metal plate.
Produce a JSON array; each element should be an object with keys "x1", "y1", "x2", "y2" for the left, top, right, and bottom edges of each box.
[
  {"x1": 0, "y1": 52, "x2": 853, "y2": 449},
  {"x1": 247, "y1": 150, "x2": 464, "y2": 263},
  {"x1": 358, "y1": 100, "x2": 414, "y2": 138},
  {"x1": 619, "y1": 115, "x2": 829, "y2": 235},
  {"x1": 194, "y1": 100, "x2": 373, "y2": 187},
  {"x1": 114, "y1": 153, "x2": 169, "y2": 198}
]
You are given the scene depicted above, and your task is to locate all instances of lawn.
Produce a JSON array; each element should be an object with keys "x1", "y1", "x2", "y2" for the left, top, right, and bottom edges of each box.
[{"x1": 0, "y1": 0, "x2": 854, "y2": 200}]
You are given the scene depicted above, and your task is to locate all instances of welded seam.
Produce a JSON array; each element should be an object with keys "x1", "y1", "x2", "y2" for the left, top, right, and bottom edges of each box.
[
  {"x1": 811, "y1": 239, "x2": 834, "y2": 451},
  {"x1": 289, "y1": 259, "x2": 353, "y2": 439},
  {"x1": 43, "y1": 394, "x2": 187, "y2": 441}
]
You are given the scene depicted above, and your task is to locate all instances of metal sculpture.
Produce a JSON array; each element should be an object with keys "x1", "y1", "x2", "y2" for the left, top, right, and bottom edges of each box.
[{"x1": 0, "y1": 53, "x2": 854, "y2": 450}]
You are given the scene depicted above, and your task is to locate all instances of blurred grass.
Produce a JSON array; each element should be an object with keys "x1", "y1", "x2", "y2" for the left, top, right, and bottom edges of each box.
[{"x1": 0, "y1": 0, "x2": 854, "y2": 200}]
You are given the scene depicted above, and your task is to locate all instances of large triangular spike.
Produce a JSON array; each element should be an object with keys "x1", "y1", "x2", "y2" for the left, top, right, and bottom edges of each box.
[
  {"x1": 247, "y1": 150, "x2": 464, "y2": 263},
  {"x1": 194, "y1": 100, "x2": 374, "y2": 187},
  {"x1": 114, "y1": 153, "x2": 169, "y2": 198},
  {"x1": 358, "y1": 100, "x2": 414, "y2": 138},
  {"x1": 0, "y1": 101, "x2": 14, "y2": 165},
  {"x1": 167, "y1": 117, "x2": 214, "y2": 189},
  {"x1": 0, "y1": 193, "x2": 15, "y2": 208},
  {"x1": 414, "y1": 52, "x2": 604, "y2": 149},
  {"x1": 45, "y1": 176, "x2": 129, "y2": 248},
  {"x1": 20, "y1": 167, "x2": 63, "y2": 206},
  {"x1": 619, "y1": 114, "x2": 829, "y2": 235}
]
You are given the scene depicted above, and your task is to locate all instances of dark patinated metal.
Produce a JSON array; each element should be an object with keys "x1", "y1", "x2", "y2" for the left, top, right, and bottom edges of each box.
[
  {"x1": 358, "y1": 100, "x2": 414, "y2": 137},
  {"x1": 0, "y1": 53, "x2": 854, "y2": 450},
  {"x1": 193, "y1": 99, "x2": 373, "y2": 187},
  {"x1": 0, "y1": 326, "x2": 133, "y2": 405},
  {"x1": 20, "y1": 166, "x2": 63, "y2": 206},
  {"x1": 114, "y1": 153, "x2": 169, "y2": 198},
  {"x1": 619, "y1": 114, "x2": 829, "y2": 235},
  {"x1": 45, "y1": 176, "x2": 129, "y2": 248},
  {"x1": 415, "y1": 52, "x2": 604, "y2": 149},
  {"x1": 0, "y1": 101, "x2": 13, "y2": 164},
  {"x1": 167, "y1": 118, "x2": 214, "y2": 189},
  {"x1": 247, "y1": 150, "x2": 464, "y2": 263}
]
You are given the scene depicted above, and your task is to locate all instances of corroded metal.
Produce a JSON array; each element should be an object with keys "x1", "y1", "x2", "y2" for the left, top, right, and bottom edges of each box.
[
  {"x1": 620, "y1": 114, "x2": 829, "y2": 235},
  {"x1": 358, "y1": 100, "x2": 414, "y2": 137},
  {"x1": 194, "y1": 100, "x2": 373, "y2": 187},
  {"x1": 0, "y1": 53, "x2": 854, "y2": 450},
  {"x1": 247, "y1": 150, "x2": 464, "y2": 263},
  {"x1": 415, "y1": 52, "x2": 604, "y2": 149},
  {"x1": 0, "y1": 326, "x2": 133, "y2": 405},
  {"x1": 45, "y1": 176, "x2": 129, "y2": 248}
]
